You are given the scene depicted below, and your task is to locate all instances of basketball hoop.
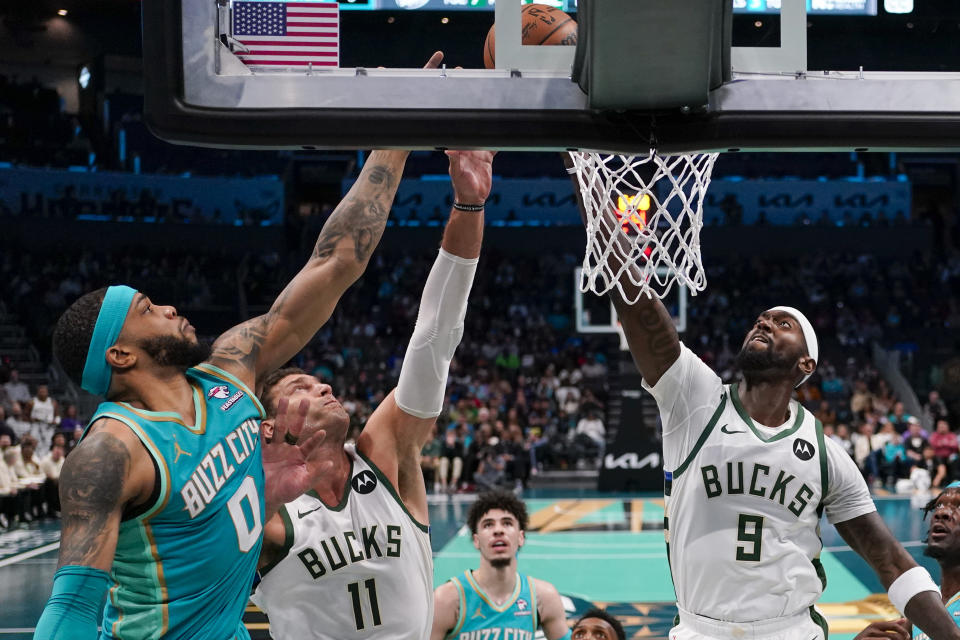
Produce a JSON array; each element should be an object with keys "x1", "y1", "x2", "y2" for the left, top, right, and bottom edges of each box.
[{"x1": 571, "y1": 150, "x2": 718, "y2": 303}]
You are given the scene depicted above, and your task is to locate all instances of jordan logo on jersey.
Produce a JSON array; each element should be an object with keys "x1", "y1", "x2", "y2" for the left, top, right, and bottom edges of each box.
[
  {"x1": 471, "y1": 606, "x2": 485, "y2": 620},
  {"x1": 352, "y1": 470, "x2": 378, "y2": 494},
  {"x1": 793, "y1": 438, "x2": 815, "y2": 460}
]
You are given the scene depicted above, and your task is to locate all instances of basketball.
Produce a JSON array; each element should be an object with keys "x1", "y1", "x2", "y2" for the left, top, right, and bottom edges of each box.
[{"x1": 483, "y1": 4, "x2": 578, "y2": 70}]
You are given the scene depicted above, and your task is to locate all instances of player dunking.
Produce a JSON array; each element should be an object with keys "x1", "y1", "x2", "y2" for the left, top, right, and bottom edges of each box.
[
  {"x1": 30, "y1": 81, "x2": 445, "y2": 638},
  {"x1": 563, "y1": 152, "x2": 960, "y2": 640},
  {"x1": 431, "y1": 490, "x2": 569, "y2": 640},
  {"x1": 250, "y1": 150, "x2": 495, "y2": 639}
]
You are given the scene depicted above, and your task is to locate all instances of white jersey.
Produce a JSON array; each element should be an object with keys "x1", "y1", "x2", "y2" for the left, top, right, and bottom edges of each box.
[
  {"x1": 252, "y1": 444, "x2": 433, "y2": 639},
  {"x1": 644, "y1": 345, "x2": 876, "y2": 623}
]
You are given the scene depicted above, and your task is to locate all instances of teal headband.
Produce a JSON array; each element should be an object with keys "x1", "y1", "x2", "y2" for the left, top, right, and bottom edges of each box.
[{"x1": 81, "y1": 285, "x2": 138, "y2": 396}]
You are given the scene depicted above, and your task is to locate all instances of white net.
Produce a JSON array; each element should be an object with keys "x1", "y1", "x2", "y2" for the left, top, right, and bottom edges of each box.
[{"x1": 572, "y1": 150, "x2": 719, "y2": 303}]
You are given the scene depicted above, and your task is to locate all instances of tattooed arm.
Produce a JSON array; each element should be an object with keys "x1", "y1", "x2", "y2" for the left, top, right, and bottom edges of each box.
[
  {"x1": 206, "y1": 150, "x2": 410, "y2": 389},
  {"x1": 837, "y1": 513, "x2": 960, "y2": 640},
  {"x1": 562, "y1": 153, "x2": 680, "y2": 385},
  {"x1": 56, "y1": 419, "x2": 155, "y2": 570}
]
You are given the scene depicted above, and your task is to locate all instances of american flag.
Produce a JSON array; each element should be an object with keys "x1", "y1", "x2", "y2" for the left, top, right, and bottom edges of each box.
[{"x1": 232, "y1": 1, "x2": 339, "y2": 68}]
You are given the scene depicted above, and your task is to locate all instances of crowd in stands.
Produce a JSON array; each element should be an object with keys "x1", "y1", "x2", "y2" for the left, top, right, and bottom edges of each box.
[
  {"x1": 0, "y1": 370, "x2": 74, "y2": 529},
  {"x1": 7, "y1": 235, "x2": 960, "y2": 498}
]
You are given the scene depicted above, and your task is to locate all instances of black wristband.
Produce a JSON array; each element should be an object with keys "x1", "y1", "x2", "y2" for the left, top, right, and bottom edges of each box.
[{"x1": 452, "y1": 201, "x2": 484, "y2": 212}]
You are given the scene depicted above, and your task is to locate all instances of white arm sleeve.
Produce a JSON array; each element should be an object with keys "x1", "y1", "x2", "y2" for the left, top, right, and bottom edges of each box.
[
  {"x1": 822, "y1": 435, "x2": 878, "y2": 524},
  {"x1": 641, "y1": 343, "x2": 725, "y2": 471},
  {"x1": 395, "y1": 248, "x2": 478, "y2": 419}
]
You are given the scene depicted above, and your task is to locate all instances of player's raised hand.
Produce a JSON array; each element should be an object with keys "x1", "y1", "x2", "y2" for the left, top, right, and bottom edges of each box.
[
  {"x1": 853, "y1": 619, "x2": 911, "y2": 640},
  {"x1": 261, "y1": 397, "x2": 332, "y2": 515},
  {"x1": 424, "y1": 51, "x2": 444, "y2": 69},
  {"x1": 446, "y1": 150, "x2": 496, "y2": 206}
]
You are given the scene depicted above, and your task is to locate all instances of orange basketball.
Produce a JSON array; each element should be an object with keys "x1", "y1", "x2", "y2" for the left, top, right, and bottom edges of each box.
[{"x1": 483, "y1": 4, "x2": 578, "y2": 70}]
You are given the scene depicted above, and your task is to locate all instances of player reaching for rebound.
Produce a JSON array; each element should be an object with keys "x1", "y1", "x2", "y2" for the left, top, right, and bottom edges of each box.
[
  {"x1": 30, "y1": 72, "x2": 446, "y2": 639},
  {"x1": 431, "y1": 490, "x2": 569, "y2": 640},
  {"x1": 563, "y1": 152, "x2": 960, "y2": 640},
  {"x1": 250, "y1": 149, "x2": 495, "y2": 640}
]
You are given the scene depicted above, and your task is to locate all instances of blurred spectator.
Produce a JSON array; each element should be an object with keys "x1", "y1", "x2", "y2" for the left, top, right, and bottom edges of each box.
[
  {"x1": 574, "y1": 409, "x2": 606, "y2": 465},
  {"x1": 902, "y1": 419, "x2": 928, "y2": 467},
  {"x1": 474, "y1": 439, "x2": 507, "y2": 491},
  {"x1": 831, "y1": 424, "x2": 854, "y2": 458},
  {"x1": 929, "y1": 419, "x2": 959, "y2": 464},
  {"x1": 502, "y1": 424, "x2": 530, "y2": 489},
  {"x1": 40, "y1": 444, "x2": 65, "y2": 516},
  {"x1": 0, "y1": 447, "x2": 19, "y2": 528},
  {"x1": 438, "y1": 428, "x2": 464, "y2": 494},
  {"x1": 67, "y1": 426, "x2": 84, "y2": 454},
  {"x1": 4, "y1": 369, "x2": 30, "y2": 405},
  {"x1": 59, "y1": 403, "x2": 83, "y2": 435},
  {"x1": 879, "y1": 432, "x2": 907, "y2": 485},
  {"x1": 420, "y1": 424, "x2": 441, "y2": 491},
  {"x1": 849, "y1": 380, "x2": 874, "y2": 421},
  {"x1": 922, "y1": 390, "x2": 949, "y2": 431},
  {"x1": 814, "y1": 401, "x2": 837, "y2": 427},
  {"x1": 852, "y1": 422, "x2": 882, "y2": 482},
  {"x1": 915, "y1": 444, "x2": 948, "y2": 490},
  {"x1": 0, "y1": 383, "x2": 11, "y2": 414},
  {"x1": 7, "y1": 402, "x2": 32, "y2": 439},
  {"x1": 0, "y1": 406, "x2": 16, "y2": 443},
  {"x1": 887, "y1": 402, "x2": 913, "y2": 434}
]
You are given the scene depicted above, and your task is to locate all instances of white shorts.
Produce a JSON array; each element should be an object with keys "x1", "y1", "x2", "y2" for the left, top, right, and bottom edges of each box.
[{"x1": 670, "y1": 606, "x2": 829, "y2": 640}]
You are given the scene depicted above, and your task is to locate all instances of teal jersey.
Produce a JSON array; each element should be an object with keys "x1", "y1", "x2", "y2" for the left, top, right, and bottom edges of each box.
[
  {"x1": 83, "y1": 363, "x2": 266, "y2": 640},
  {"x1": 914, "y1": 591, "x2": 960, "y2": 640},
  {"x1": 446, "y1": 571, "x2": 539, "y2": 640}
]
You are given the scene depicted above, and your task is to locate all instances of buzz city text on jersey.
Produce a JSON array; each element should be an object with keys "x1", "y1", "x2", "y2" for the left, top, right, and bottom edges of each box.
[{"x1": 181, "y1": 418, "x2": 260, "y2": 518}]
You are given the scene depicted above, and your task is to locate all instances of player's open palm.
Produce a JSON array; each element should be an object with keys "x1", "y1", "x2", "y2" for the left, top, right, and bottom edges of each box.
[
  {"x1": 447, "y1": 150, "x2": 496, "y2": 205},
  {"x1": 261, "y1": 397, "x2": 331, "y2": 513}
]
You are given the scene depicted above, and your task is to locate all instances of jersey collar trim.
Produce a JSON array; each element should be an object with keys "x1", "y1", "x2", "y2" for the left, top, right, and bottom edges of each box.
[
  {"x1": 306, "y1": 454, "x2": 354, "y2": 511},
  {"x1": 465, "y1": 570, "x2": 523, "y2": 613},
  {"x1": 730, "y1": 382, "x2": 805, "y2": 443}
]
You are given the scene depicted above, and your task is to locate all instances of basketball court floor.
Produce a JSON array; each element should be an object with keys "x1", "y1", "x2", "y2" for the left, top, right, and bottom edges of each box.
[{"x1": 0, "y1": 489, "x2": 934, "y2": 639}]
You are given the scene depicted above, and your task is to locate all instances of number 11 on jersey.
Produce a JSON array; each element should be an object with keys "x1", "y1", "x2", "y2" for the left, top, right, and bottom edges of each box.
[{"x1": 348, "y1": 578, "x2": 382, "y2": 630}]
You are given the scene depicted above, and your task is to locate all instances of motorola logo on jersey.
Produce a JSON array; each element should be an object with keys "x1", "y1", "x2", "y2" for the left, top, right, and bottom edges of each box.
[
  {"x1": 352, "y1": 470, "x2": 378, "y2": 494},
  {"x1": 793, "y1": 438, "x2": 815, "y2": 461},
  {"x1": 207, "y1": 385, "x2": 231, "y2": 399}
]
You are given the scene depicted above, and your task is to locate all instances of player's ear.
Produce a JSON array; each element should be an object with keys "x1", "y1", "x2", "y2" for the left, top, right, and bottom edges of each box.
[
  {"x1": 106, "y1": 344, "x2": 136, "y2": 372},
  {"x1": 799, "y1": 356, "x2": 816, "y2": 378},
  {"x1": 472, "y1": 533, "x2": 481, "y2": 551},
  {"x1": 517, "y1": 530, "x2": 525, "y2": 550},
  {"x1": 261, "y1": 419, "x2": 275, "y2": 443}
]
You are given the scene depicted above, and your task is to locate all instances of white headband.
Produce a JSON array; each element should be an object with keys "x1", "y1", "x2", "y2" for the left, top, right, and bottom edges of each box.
[{"x1": 768, "y1": 306, "x2": 818, "y2": 387}]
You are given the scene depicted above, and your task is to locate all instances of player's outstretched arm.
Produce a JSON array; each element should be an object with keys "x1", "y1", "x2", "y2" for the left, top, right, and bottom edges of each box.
[
  {"x1": 359, "y1": 150, "x2": 494, "y2": 524},
  {"x1": 34, "y1": 421, "x2": 153, "y2": 639},
  {"x1": 534, "y1": 578, "x2": 571, "y2": 640},
  {"x1": 431, "y1": 582, "x2": 462, "y2": 640},
  {"x1": 836, "y1": 513, "x2": 960, "y2": 640},
  {"x1": 562, "y1": 152, "x2": 680, "y2": 386},
  {"x1": 208, "y1": 53, "x2": 445, "y2": 390}
]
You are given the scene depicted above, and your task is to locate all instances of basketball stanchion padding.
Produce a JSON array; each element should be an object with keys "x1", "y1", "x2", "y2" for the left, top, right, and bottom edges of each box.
[{"x1": 571, "y1": 151, "x2": 718, "y2": 303}]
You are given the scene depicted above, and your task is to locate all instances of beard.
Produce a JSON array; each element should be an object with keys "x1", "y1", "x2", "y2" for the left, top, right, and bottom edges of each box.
[
  {"x1": 489, "y1": 557, "x2": 512, "y2": 569},
  {"x1": 139, "y1": 335, "x2": 211, "y2": 369},
  {"x1": 734, "y1": 341, "x2": 798, "y2": 386}
]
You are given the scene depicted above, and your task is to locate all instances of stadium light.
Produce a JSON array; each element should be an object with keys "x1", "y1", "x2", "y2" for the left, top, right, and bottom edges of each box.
[{"x1": 884, "y1": 0, "x2": 913, "y2": 14}]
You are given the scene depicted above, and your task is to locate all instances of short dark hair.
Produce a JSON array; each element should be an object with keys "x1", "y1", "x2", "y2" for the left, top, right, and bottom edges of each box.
[
  {"x1": 574, "y1": 608, "x2": 626, "y2": 640},
  {"x1": 467, "y1": 490, "x2": 529, "y2": 535},
  {"x1": 258, "y1": 367, "x2": 307, "y2": 418},
  {"x1": 52, "y1": 287, "x2": 108, "y2": 386}
]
